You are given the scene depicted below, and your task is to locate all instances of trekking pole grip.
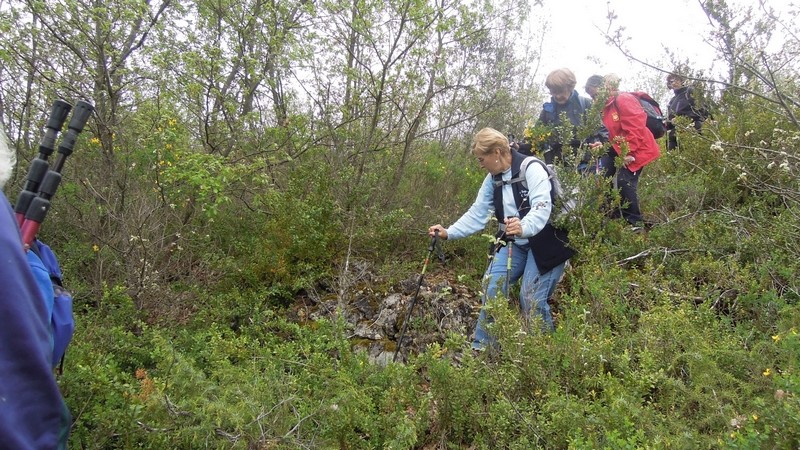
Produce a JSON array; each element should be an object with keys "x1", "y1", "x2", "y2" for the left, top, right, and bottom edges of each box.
[
  {"x1": 20, "y1": 100, "x2": 94, "y2": 246},
  {"x1": 51, "y1": 100, "x2": 94, "y2": 173},
  {"x1": 14, "y1": 100, "x2": 72, "y2": 226}
]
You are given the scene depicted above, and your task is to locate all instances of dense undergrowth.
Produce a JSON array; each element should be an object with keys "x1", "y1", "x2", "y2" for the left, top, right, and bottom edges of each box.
[{"x1": 44, "y1": 98, "x2": 800, "y2": 449}]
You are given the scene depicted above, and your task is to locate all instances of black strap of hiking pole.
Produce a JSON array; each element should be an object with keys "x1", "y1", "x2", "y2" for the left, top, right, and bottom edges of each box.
[
  {"x1": 393, "y1": 230, "x2": 442, "y2": 362},
  {"x1": 20, "y1": 100, "x2": 94, "y2": 247},
  {"x1": 14, "y1": 100, "x2": 72, "y2": 227}
]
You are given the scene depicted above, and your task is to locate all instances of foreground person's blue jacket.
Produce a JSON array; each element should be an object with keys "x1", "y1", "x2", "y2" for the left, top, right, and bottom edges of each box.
[{"x1": 0, "y1": 192, "x2": 70, "y2": 449}]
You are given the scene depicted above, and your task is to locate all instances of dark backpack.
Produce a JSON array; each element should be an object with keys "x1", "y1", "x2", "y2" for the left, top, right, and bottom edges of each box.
[
  {"x1": 29, "y1": 239, "x2": 75, "y2": 371},
  {"x1": 615, "y1": 92, "x2": 666, "y2": 139}
]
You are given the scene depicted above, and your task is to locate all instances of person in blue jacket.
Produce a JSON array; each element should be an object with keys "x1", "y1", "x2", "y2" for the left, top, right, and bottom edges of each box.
[
  {"x1": 0, "y1": 125, "x2": 70, "y2": 449},
  {"x1": 428, "y1": 128, "x2": 573, "y2": 350},
  {"x1": 536, "y1": 68, "x2": 593, "y2": 168}
]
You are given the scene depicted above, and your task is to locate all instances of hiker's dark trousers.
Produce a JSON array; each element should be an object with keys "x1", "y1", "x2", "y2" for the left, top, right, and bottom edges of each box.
[{"x1": 598, "y1": 149, "x2": 643, "y2": 226}]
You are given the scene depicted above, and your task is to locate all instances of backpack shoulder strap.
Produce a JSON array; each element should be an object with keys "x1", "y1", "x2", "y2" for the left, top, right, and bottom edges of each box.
[
  {"x1": 32, "y1": 239, "x2": 64, "y2": 286},
  {"x1": 496, "y1": 156, "x2": 542, "y2": 190},
  {"x1": 501, "y1": 156, "x2": 555, "y2": 203},
  {"x1": 526, "y1": 157, "x2": 557, "y2": 205}
]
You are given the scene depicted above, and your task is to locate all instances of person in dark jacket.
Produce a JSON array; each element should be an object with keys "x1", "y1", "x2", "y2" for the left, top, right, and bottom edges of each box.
[
  {"x1": 0, "y1": 125, "x2": 70, "y2": 449},
  {"x1": 584, "y1": 74, "x2": 604, "y2": 100},
  {"x1": 537, "y1": 68, "x2": 592, "y2": 167},
  {"x1": 666, "y1": 73, "x2": 708, "y2": 150},
  {"x1": 428, "y1": 128, "x2": 574, "y2": 349}
]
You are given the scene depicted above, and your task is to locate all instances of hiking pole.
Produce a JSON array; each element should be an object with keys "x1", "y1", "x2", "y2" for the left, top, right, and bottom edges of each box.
[
  {"x1": 14, "y1": 100, "x2": 72, "y2": 227},
  {"x1": 486, "y1": 230, "x2": 505, "y2": 272},
  {"x1": 505, "y1": 219, "x2": 515, "y2": 296},
  {"x1": 393, "y1": 229, "x2": 443, "y2": 363},
  {"x1": 20, "y1": 100, "x2": 94, "y2": 247}
]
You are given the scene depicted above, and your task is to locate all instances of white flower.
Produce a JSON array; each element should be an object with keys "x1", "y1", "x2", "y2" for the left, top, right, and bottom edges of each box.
[
  {"x1": 780, "y1": 161, "x2": 790, "y2": 171},
  {"x1": 711, "y1": 141, "x2": 724, "y2": 152},
  {"x1": 767, "y1": 161, "x2": 776, "y2": 170}
]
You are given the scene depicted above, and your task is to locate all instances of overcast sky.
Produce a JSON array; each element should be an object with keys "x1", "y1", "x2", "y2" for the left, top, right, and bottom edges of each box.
[
  {"x1": 534, "y1": 0, "x2": 713, "y2": 93},
  {"x1": 528, "y1": 0, "x2": 793, "y2": 96}
]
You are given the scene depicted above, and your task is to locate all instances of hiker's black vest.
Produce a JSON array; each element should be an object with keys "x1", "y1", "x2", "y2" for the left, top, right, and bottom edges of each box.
[
  {"x1": 492, "y1": 150, "x2": 531, "y2": 222},
  {"x1": 491, "y1": 150, "x2": 575, "y2": 273}
]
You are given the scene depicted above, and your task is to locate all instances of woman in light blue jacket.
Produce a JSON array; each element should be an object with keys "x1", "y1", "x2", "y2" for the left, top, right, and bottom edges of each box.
[{"x1": 428, "y1": 128, "x2": 573, "y2": 350}]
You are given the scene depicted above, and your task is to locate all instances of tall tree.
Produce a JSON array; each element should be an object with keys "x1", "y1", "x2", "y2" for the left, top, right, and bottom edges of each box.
[
  {"x1": 304, "y1": 0, "x2": 539, "y2": 209},
  {"x1": 0, "y1": 0, "x2": 181, "y2": 303}
]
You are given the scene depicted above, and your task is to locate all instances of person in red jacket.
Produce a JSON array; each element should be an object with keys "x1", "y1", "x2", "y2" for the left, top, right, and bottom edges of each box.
[{"x1": 590, "y1": 74, "x2": 661, "y2": 226}]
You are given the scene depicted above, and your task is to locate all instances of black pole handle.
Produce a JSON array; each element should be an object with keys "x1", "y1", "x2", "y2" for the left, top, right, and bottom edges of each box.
[
  {"x1": 20, "y1": 100, "x2": 94, "y2": 246},
  {"x1": 51, "y1": 100, "x2": 93, "y2": 173},
  {"x1": 14, "y1": 100, "x2": 72, "y2": 226}
]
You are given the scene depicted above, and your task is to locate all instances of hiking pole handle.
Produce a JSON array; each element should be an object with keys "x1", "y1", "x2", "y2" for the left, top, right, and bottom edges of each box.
[
  {"x1": 41, "y1": 100, "x2": 73, "y2": 159},
  {"x1": 51, "y1": 100, "x2": 93, "y2": 173},
  {"x1": 20, "y1": 173, "x2": 57, "y2": 247},
  {"x1": 20, "y1": 101, "x2": 94, "y2": 247},
  {"x1": 422, "y1": 229, "x2": 439, "y2": 274},
  {"x1": 14, "y1": 100, "x2": 72, "y2": 226}
]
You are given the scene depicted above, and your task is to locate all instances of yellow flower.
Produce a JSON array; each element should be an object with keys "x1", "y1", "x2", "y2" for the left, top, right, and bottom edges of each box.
[
  {"x1": 772, "y1": 334, "x2": 780, "y2": 342},
  {"x1": 92, "y1": 244, "x2": 99, "y2": 252},
  {"x1": 752, "y1": 414, "x2": 758, "y2": 421},
  {"x1": 90, "y1": 137, "x2": 100, "y2": 145},
  {"x1": 763, "y1": 368, "x2": 771, "y2": 376}
]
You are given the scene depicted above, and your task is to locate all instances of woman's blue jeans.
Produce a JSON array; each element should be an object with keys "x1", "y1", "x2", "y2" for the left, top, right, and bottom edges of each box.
[{"x1": 472, "y1": 241, "x2": 567, "y2": 350}]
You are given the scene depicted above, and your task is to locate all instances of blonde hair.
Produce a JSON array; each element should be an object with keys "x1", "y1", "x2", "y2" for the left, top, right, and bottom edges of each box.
[
  {"x1": 0, "y1": 124, "x2": 14, "y2": 190},
  {"x1": 545, "y1": 68, "x2": 577, "y2": 92},
  {"x1": 472, "y1": 127, "x2": 509, "y2": 156},
  {"x1": 603, "y1": 73, "x2": 621, "y2": 91}
]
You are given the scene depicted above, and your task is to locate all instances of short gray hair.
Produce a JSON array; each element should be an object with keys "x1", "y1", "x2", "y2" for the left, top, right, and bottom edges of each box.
[{"x1": 0, "y1": 124, "x2": 14, "y2": 190}]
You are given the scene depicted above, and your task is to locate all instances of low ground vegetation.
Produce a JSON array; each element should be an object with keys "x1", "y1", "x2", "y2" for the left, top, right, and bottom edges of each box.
[{"x1": 50, "y1": 102, "x2": 800, "y2": 449}]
